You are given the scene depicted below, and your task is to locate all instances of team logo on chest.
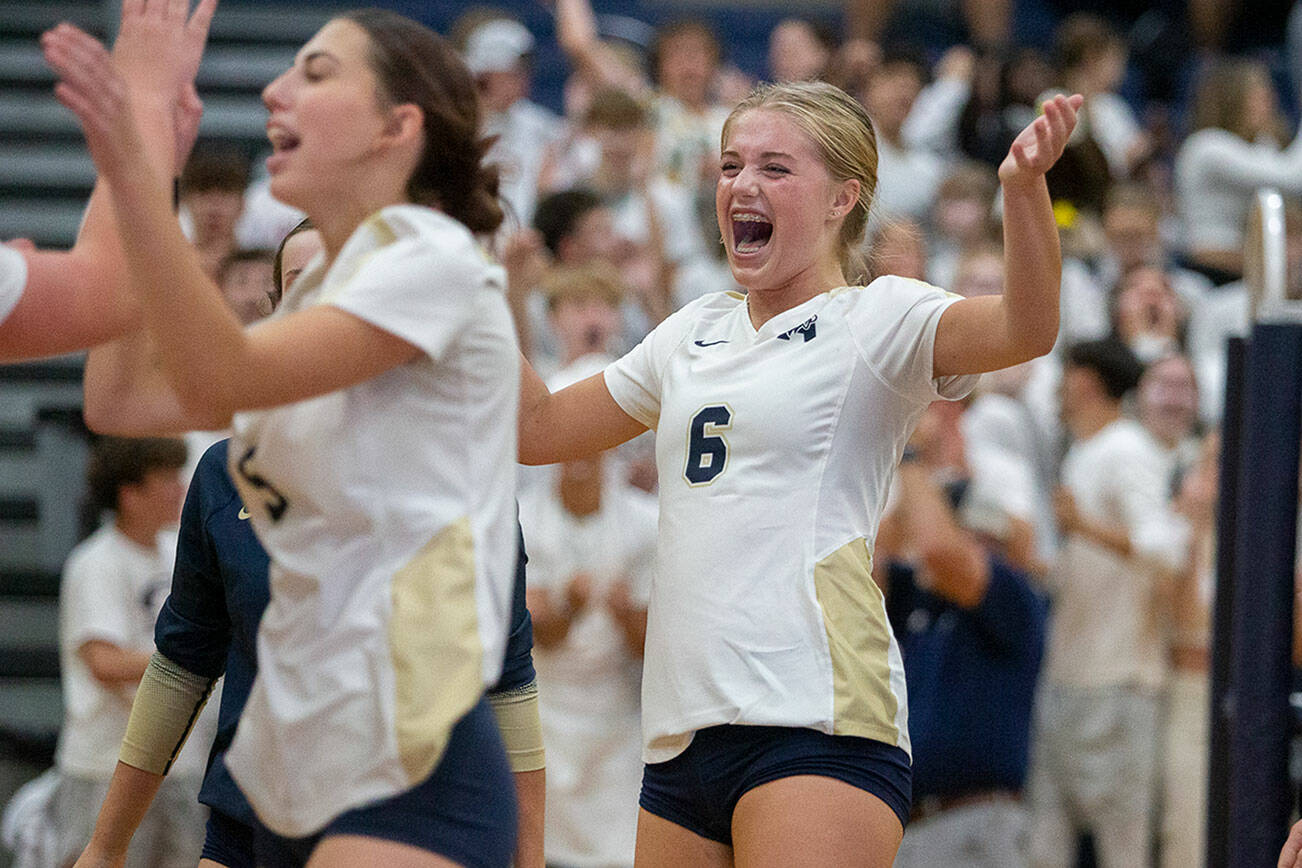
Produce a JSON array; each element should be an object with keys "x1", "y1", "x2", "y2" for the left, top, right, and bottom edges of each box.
[{"x1": 776, "y1": 314, "x2": 817, "y2": 343}]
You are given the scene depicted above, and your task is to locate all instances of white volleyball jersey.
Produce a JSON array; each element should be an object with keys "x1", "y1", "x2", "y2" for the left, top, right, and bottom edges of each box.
[
  {"x1": 604, "y1": 277, "x2": 976, "y2": 763},
  {"x1": 226, "y1": 205, "x2": 519, "y2": 836}
]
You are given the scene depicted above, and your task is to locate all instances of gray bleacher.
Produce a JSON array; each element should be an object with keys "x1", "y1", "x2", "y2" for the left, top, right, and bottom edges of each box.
[{"x1": 0, "y1": 2, "x2": 344, "y2": 859}]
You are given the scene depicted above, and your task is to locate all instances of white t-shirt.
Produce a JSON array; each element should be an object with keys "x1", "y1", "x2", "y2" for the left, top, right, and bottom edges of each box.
[
  {"x1": 519, "y1": 476, "x2": 656, "y2": 868},
  {"x1": 604, "y1": 277, "x2": 977, "y2": 763},
  {"x1": 484, "y1": 98, "x2": 565, "y2": 229},
  {"x1": 1045, "y1": 418, "x2": 1190, "y2": 690},
  {"x1": 56, "y1": 525, "x2": 213, "y2": 781},
  {"x1": 1087, "y1": 92, "x2": 1144, "y2": 178},
  {"x1": 0, "y1": 244, "x2": 27, "y2": 326},
  {"x1": 1175, "y1": 125, "x2": 1302, "y2": 254},
  {"x1": 869, "y1": 137, "x2": 947, "y2": 227},
  {"x1": 227, "y1": 205, "x2": 519, "y2": 836}
]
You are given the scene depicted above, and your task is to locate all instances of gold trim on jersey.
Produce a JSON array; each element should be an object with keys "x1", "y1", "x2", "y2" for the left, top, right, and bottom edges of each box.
[
  {"x1": 813, "y1": 537, "x2": 901, "y2": 746},
  {"x1": 318, "y1": 213, "x2": 399, "y2": 304},
  {"x1": 388, "y1": 515, "x2": 484, "y2": 784}
]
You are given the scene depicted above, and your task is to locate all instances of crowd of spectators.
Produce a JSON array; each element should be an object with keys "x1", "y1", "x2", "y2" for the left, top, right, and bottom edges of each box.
[
  {"x1": 6, "y1": 0, "x2": 1301, "y2": 865},
  {"x1": 453, "y1": 1, "x2": 1292, "y2": 865}
]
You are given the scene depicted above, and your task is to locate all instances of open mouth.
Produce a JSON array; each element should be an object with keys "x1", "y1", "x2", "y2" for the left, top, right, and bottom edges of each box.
[
  {"x1": 268, "y1": 127, "x2": 301, "y2": 154},
  {"x1": 732, "y1": 213, "x2": 773, "y2": 254}
]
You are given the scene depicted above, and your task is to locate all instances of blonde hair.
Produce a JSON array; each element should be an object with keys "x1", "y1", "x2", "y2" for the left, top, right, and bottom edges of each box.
[
  {"x1": 542, "y1": 262, "x2": 625, "y2": 311},
  {"x1": 722, "y1": 81, "x2": 879, "y2": 282},
  {"x1": 1192, "y1": 59, "x2": 1281, "y2": 142}
]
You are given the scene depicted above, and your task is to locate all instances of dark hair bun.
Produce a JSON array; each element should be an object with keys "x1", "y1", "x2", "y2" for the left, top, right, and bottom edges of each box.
[{"x1": 346, "y1": 9, "x2": 506, "y2": 235}]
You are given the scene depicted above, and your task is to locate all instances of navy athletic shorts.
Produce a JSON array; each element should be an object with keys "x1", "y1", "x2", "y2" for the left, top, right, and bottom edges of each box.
[
  {"x1": 201, "y1": 808, "x2": 255, "y2": 868},
  {"x1": 638, "y1": 724, "x2": 912, "y2": 845},
  {"x1": 251, "y1": 696, "x2": 517, "y2": 868}
]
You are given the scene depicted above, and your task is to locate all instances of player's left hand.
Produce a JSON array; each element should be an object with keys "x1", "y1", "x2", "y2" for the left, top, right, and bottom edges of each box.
[
  {"x1": 1278, "y1": 819, "x2": 1302, "y2": 867},
  {"x1": 998, "y1": 92, "x2": 1083, "y2": 189},
  {"x1": 41, "y1": 24, "x2": 143, "y2": 182}
]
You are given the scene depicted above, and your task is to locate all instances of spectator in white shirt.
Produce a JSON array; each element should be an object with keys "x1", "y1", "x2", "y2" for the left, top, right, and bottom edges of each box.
[
  {"x1": 53, "y1": 437, "x2": 215, "y2": 868},
  {"x1": 1053, "y1": 14, "x2": 1151, "y2": 180},
  {"x1": 1175, "y1": 58, "x2": 1302, "y2": 284},
  {"x1": 859, "y1": 46, "x2": 948, "y2": 225},
  {"x1": 1027, "y1": 338, "x2": 1188, "y2": 868},
  {"x1": 926, "y1": 162, "x2": 1000, "y2": 289},
  {"x1": 521, "y1": 361, "x2": 657, "y2": 868},
  {"x1": 463, "y1": 16, "x2": 565, "y2": 228},
  {"x1": 1136, "y1": 352, "x2": 1203, "y2": 481},
  {"x1": 1109, "y1": 264, "x2": 1189, "y2": 365}
]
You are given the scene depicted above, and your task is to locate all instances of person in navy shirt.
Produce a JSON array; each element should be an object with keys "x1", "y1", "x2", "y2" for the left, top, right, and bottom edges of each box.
[{"x1": 875, "y1": 401, "x2": 1047, "y2": 868}]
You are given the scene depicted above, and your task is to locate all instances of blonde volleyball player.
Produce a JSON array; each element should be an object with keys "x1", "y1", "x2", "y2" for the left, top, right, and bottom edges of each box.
[
  {"x1": 43, "y1": 7, "x2": 522, "y2": 867},
  {"x1": 517, "y1": 81, "x2": 1081, "y2": 867}
]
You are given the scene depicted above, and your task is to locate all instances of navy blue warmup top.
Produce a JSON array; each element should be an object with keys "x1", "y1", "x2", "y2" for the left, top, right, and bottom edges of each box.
[
  {"x1": 154, "y1": 439, "x2": 536, "y2": 826},
  {"x1": 885, "y1": 557, "x2": 1047, "y2": 802}
]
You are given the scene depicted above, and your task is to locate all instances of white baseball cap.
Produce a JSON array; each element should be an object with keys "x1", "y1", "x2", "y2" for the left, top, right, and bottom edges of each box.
[{"x1": 463, "y1": 18, "x2": 535, "y2": 76}]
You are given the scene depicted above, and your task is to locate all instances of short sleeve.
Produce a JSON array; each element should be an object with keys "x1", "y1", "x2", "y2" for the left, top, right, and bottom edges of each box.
[
  {"x1": 603, "y1": 298, "x2": 703, "y2": 430},
  {"x1": 0, "y1": 244, "x2": 27, "y2": 325},
  {"x1": 328, "y1": 210, "x2": 505, "y2": 363},
  {"x1": 844, "y1": 276, "x2": 979, "y2": 403},
  {"x1": 155, "y1": 442, "x2": 235, "y2": 679},
  {"x1": 62, "y1": 542, "x2": 135, "y2": 649}
]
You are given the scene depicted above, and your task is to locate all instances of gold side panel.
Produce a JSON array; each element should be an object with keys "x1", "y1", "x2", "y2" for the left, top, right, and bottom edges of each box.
[
  {"x1": 389, "y1": 516, "x2": 484, "y2": 783},
  {"x1": 813, "y1": 538, "x2": 901, "y2": 745}
]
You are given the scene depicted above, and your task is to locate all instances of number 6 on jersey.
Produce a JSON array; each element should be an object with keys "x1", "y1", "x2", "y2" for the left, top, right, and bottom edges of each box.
[{"x1": 685, "y1": 404, "x2": 732, "y2": 486}]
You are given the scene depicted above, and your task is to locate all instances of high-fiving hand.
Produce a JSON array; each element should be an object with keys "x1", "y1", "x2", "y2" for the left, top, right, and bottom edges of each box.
[
  {"x1": 41, "y1": 0, "x2": 218, "y2": 180},
  {"x1": 110, "y1": 0, "x2": 217, "y2": 106}
]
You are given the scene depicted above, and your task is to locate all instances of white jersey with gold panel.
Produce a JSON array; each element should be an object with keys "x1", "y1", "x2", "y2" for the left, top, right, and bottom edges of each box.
[
  {"x1": 226, "y1": 205, "x2": 519, "y2": 836},
  {"x1": 604, "y1": 277, "x2": 976, "y2": 764}
]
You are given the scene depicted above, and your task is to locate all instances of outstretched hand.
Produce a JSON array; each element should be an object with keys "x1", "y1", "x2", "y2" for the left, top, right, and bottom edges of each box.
[
  {"x1": 998, "y1": 93, "x2": 1083, "y2": 189},
  {"x1": 112, "y1": 0, "x2": 218, "y2": 104},
  {"x1": 42, "y1": 24, "x2": 144, "y2": 183}
]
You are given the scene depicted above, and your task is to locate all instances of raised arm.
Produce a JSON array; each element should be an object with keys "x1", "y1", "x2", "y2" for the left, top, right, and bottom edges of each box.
[
  {"x1": 0, "y1": 0, "x2": 213, "y2": 362},
  {"x1": 517, "y1": 356, "x2": 646, "y2": 465},
  {"x1": 552, "y1": 0, "x2": 647, "y2": 95},
  {"x1": 43, "y1": 19, "x2": 422, "y2": 433},
  {"x1": 933, "y1": 93, "x2": 1082, "y2": 377}
]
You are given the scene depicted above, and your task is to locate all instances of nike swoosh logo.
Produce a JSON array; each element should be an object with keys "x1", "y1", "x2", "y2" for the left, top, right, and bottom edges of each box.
[
  {"x1": 237, "y1": 507, "x2": 251, "y2": 520},
  {"x1": 694, "y1": 339, "x2": 729, "y2": 347}
]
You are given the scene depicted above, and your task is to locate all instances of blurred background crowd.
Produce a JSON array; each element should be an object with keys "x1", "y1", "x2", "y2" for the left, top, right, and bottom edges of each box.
[{"x1": 3, "y1": 0, "x2": 1302, "y2": 865}]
